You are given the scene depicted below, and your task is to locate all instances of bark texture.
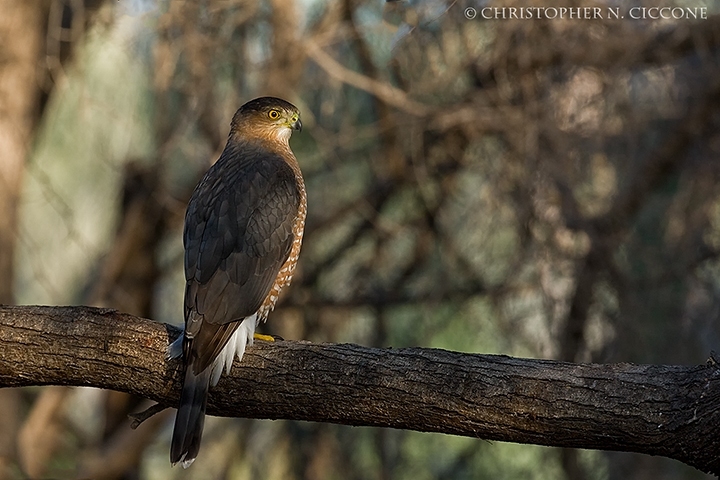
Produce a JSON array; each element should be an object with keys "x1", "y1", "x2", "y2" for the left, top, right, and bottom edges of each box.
[{"x1": 0, "y1": 305, "x2": 719, "y2": 475}]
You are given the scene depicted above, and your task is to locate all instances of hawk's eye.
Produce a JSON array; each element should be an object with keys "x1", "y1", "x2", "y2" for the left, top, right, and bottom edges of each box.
[{"x1": 268, "y1": 109, "x2": 280, "y2": 119}]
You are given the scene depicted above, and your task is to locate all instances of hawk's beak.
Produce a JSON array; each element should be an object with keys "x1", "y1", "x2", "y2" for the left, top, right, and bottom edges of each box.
[{"x1": 291, "y1": 118, "x2": 302, "y2": 132}]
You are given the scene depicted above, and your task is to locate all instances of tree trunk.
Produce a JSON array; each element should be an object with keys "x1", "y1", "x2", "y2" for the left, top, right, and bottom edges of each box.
[{"x1": 0, "y1": 2, "x2": 46, "y2": 478}]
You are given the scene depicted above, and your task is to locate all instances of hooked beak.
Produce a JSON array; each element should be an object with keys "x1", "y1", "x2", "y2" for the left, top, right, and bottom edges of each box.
[{"x1": 291, "y1": 118, "x2": 302, "y2": 133}]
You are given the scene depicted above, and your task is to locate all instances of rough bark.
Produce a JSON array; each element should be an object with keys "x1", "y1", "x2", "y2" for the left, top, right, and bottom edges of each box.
[{"x1": 0, "y1": 305, "x2": 719, "y2": 475}]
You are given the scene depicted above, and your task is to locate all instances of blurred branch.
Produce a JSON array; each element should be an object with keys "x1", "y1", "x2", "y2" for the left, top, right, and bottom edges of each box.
[
  {"x1": 78, "y1": 402, "x2": 172, "y2": 480},
  {"x1": 592, "y1": 77, "x2": 720, "y2": 235},
  {"x1": 342, "y1": 0, "x2": 405, "y2": 179},
  {"x1": 265, "y1": 0, "x2": 304, "y2": 97},
  {"x1": 306, "y1": 39, "x2": 431, "y2": 116},
  {"x1": 496, "y1": 16, "x2": 720, "y2": 72},
  {"x1": 17, "y1": 387, "x2": 70, "y2": 478},
  {"x1": 554, "y1": 74, "x2": 720, "y2": 365},
  {"x1": 1, "y1": 306, "x2": 720, "y2": 475}
]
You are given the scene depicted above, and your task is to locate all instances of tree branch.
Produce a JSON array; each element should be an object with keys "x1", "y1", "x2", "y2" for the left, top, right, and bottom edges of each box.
[
  {"x1": 305, "y1": 39, "x2": 430, "y2": 117},
  {"x1": 1, "y1": 305, "x2": 719, "y2": 475}
]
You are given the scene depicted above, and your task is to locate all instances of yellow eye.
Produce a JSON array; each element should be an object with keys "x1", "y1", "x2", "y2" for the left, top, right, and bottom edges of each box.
[{"x1": 268, "y1": 109, "x2": 280, "y2": 119}]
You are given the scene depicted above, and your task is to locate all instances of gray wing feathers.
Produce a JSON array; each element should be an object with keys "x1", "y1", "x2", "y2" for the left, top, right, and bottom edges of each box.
[{"x1": 182, "y1": 145, "x2": 300, "y2": 372}]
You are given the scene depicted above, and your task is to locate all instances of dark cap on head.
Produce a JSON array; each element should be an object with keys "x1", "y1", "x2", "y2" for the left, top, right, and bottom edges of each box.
[
  {"x1": 238, "y1": 97, "x2": 299, "y2": 115},
  {"x1": 230, "y1": 96, "x2": 302, "y2": 134}
]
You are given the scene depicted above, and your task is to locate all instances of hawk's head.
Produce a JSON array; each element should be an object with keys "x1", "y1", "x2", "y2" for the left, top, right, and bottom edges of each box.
[{"x1": 231, "y1": 97, "x2": 302, "y2": 145}]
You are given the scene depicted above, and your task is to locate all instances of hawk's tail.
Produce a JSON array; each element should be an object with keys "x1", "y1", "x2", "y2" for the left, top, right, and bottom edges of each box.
[{"x1": 171, "y1": 364, "x2": 212, "y2": 468}]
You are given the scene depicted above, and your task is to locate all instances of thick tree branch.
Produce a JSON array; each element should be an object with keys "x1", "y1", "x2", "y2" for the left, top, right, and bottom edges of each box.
[{"x1": 0, "y1": 305, "x2": 719, "y2": 474}]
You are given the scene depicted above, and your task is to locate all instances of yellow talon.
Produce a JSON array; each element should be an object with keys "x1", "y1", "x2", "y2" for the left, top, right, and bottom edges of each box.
[{"x1": 253, "y1": 333, "x2": 276, "y2": 342}]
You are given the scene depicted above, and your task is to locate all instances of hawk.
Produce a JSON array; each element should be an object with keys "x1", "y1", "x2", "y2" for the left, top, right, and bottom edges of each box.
[{"x1": 169, "y1": 97, "x2": 305, "y2": 467}]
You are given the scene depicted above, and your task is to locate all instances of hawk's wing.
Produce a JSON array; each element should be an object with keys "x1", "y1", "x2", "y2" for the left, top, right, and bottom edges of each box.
[{"x1": 183, "y1": 142, "x2": 300, "y2": 373}]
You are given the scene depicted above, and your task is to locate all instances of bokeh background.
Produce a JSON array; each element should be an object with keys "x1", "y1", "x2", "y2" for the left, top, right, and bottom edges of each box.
[{"x1": 1, "y1": 0, "x2": 720, "y2": 478}]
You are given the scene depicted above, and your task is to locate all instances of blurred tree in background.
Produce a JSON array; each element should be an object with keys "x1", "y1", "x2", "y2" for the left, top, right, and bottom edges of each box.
[{"x1": 1, "y1": 0, "x2": 719, "y2": 478}]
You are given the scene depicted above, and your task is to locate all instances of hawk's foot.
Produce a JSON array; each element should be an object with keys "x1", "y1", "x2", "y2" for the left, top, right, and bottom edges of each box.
[{"x1": 253, "y1": 333, "x2": 278, "y2": 342}]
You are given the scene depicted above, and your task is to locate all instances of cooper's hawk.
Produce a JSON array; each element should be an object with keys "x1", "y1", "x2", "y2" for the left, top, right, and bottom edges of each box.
[{"x1": 169, "y1": 97, "x2": 305, "y2": 467}]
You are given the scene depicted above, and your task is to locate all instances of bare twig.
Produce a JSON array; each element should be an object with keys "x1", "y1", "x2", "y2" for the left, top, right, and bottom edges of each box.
[{"x1": 128, "y1": 402, "x2": 170, "y2": 429}]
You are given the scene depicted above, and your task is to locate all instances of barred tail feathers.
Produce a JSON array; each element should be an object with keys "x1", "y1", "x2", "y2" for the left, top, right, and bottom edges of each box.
[
  {"x1": 170, "y1": 316, "x2": 257, "y2": 467},
  {"x1": 171, "y1": 364, "x2": 211, "y2": 468}
]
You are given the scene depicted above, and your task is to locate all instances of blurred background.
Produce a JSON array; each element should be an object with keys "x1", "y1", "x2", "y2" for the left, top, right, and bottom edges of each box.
[{"x1": 1, "y1": 0, "x2": 720, "y2": 478}]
